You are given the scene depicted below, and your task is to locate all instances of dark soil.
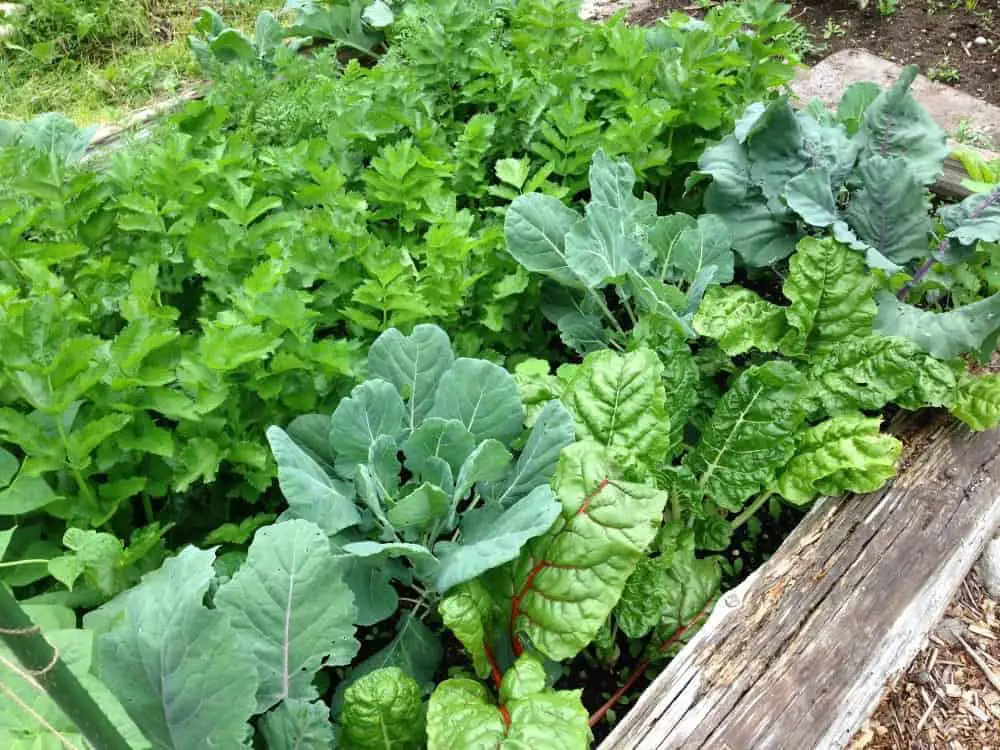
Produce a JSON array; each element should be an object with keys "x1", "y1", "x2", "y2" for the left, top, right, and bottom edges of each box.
[{"x1": 630, "y1": 0, "x2": 1000, "y2": 108}]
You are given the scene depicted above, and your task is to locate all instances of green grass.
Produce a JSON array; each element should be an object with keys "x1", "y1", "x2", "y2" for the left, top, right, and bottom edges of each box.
[{"x1": 0, "y1": 0, "x2": 275, "y2": 123}]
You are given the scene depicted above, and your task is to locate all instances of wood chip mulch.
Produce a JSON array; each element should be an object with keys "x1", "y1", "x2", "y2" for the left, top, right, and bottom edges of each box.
[{"x1": 849, "y1": 569, "x2": 1000, "y2": 750}]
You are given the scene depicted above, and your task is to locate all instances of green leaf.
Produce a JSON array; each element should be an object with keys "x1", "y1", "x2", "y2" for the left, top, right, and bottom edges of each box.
[
  {"x1": 587, "y1": 149, "x2": 657, "y2": 233},
  {"x1": 215, "y1": 519, "x2": 359, "y2": 712},
  {"x1": 428, "y1": 359, "x2": 525, "y2": 445},
  {"x1": 340, "y1": 554, "x2": 402, "y2": 627},
  {"x1": 874, "y1": 291, "x2": 1000, "y2": 360},
  {"x1": 774, "y1": 414, "x2": 901, "y2": 505},
  {"x1": 289, "y1": 4, "x2": 381, "y2": 54},
  {"x1": 89, "y1": 547, "x2": 257, "y2": 750},
  {"x1": 693, "y1": 286, "x2": 788, "y2": 355},
  {"x1": 565, "y1": 202, "x2": 647, "y2": 289},
  {"x1": 843, "y1": 156, "x2": 933, "y2": 264},
  {"x1": 511, "y1": 442, "x2": 668, "y2": 660},
  {"x1": 647, "y1": 554, "x2": 720, "y2": 654},
  {"x1": 434, "y1": 486, "x2": 561, "y2": 593},
  {"x1": 439, "y1": 579, "x2": 497, "y2": 680},
  {"x1": 426, "y1": 654, "x2": 590, "y2": 750},
  {"x1": 330, "y1": 380, "x2": 406, "y2": 472},
  {"x1": 267, "y1": 427, "x2": 362, "y2": 536},
  {"x1": 481, "y1": 400, "x2": 576, "y2": 506},
  {"x1": 387, "y1": 483, "x2": 449, "y2": 530},
  {"x1": 254, "y1": 11, "x2": 285, "y2": 58},
  {"x1": 784, "y1": 166, "x2": 837, "y2": 227},
  {"x1": 949, "y1": 373, "x2": 1000, "y2": 431},
  {"x1": 669, "y1": 214, "x2": 735, "y2": 286},
  {"x1": 451, "y1": 439, "x2": 512, "y2": 508},
  {"x1": 368, "y1": 325, "x2": 455, "y2": 429},
  {"x1": 940, "y1": 190, "x2": 1000, "y2": 246},
  {"x1": 684, "y1": 361, "x2": 808, "y2": 512},
  {"x1": 856, "y1": 65, "x2": 949, "y2": 186},
  {"x1": 837, "y1": 81, "x2": 881, "y2": 135},
  {"x1": 504, "y1": 193, "x2": 585, "y2": 288},
  {"x1": 0, "y1": 448, "x2": 18, "y2": 488},
  {"x1": 648, "y1": 213, "x2": 697, "y2": 276},
  {"x1": 561, "y1": 348, "x2": 671, "y2": 473},
  {"x1": 539, "y1": 285, "x2": 613, "y2": 354},
  {"x1": 0, "y1": 473, "x2": 58, "y2": 516},
  {"x1": 746, "y1": 99, "x2": 809, "y2": 203},
  {"x1": 362, "y1": 0, "x2": 394, "y2": 27},
  {"x1": 340, "y1": 669, "x2": 424, "y2": 750},
  {"x1": 258, "y1": 699, "x2": 336, "y2": 750},
  {"x1": 781, "y1": 237, "x2": 878, "y2": 358},
  {"x1": 403, "y1": 418, "x2": 476, "y2": 479}
]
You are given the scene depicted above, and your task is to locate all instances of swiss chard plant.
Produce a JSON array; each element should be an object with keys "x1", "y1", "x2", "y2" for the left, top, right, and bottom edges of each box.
[{"x1": 693, "y1": 65, "x2": 1000, "y2": 361}]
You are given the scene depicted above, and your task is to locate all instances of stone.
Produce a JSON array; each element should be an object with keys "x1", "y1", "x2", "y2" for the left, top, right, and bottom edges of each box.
[
  {"x1": 790, "y1": 49, "x2": 1000, "y2": 145},
  {"x1": 976, "y1": 536, "x2": 1000, "y2": 599},
  {"x1": 0, "y1": 3, "x2": 25, "y2": 16},
  {"x1": 973, "y1": 36, "x2": 988, "y2": 46}
]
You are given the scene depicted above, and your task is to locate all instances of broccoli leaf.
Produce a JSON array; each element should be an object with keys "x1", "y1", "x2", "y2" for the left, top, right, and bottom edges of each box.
[
  {"x1": 368, "y1": 324, "x2": 455, "y2": 429},
  {"x1": 504, "y1": 193, "x2": 586, "y2": 288},
  {"x1": 428, "y1": 359, "x2": 525, "y2": 445},
  {"x1": 874, "y1": 291, "x2": 1000, "y2": 361},
  {"x1": 258, "y1": 699, "x2": 336, "y2": 750}
]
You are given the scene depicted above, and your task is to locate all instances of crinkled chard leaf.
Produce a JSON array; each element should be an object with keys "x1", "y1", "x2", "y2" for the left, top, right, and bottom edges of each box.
[
  {"x1": 693, "y1": 286, "x2": 787, "y2": 356},
  {"x1": 949, "y1": 373, "x2": 1000, "y2": 431},
  {"x1": 439, "y1": 579, "x2": 498, "y2": 680},
  {"x1": 340, "y1": 667, "x2": 425, "y2": 750}
]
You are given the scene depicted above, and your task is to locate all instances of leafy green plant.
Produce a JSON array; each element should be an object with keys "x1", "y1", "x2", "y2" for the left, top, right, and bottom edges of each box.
[{"x1": 693, "y1": 66, "x2": 1000, "y2": 360}]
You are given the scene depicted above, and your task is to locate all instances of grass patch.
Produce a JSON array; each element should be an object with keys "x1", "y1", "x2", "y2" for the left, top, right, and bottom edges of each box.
[{"x1": 0, "y1": 0, "x2": 275, "y2": 123}]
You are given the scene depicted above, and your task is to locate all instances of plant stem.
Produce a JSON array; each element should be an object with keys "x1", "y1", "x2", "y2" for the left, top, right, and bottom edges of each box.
[
  {"x1": 729, "y1": 491, "x2": 773, "y2": 531},
  {"x1": 588, "y1": 289, "x2": 627, "y2": 339},
  {"x1": 0, "y1": 559, "x2": 49, "y2": 570},
  {"x1": 0, "y1": 585, "x2": 134, "y2": 750}
]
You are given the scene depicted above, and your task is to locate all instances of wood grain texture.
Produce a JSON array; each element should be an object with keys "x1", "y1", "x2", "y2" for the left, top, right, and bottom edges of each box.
[{"x1": 599, "y1": 411, "x2": 1000, "y2": 750}]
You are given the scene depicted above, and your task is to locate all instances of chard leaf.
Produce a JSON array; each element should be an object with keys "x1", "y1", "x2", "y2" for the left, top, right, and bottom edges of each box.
[
  {"x1": 403, "y1": 418, "x2": 476, "y2": 479},
  {"x1": 504, "y1": 193, "x2": 585, "y2": 288},
  {"x1": 856, "y1": 65, "x2": 949, "y2": 186},
  {"x1": 89, "y1": 547, "x2": 257, "y2": 749},
  {"x1": 693, "y1": 286, "x2": 788, "y2": 355},
  {"x1": 258, "y1": 699, "x2": 336, "y2": 750},
  {"x1": 330, "y1": 380, "x2": 406, "y2": 473},
  {"x1": 215, "y1": 520, "x2": 359, "y2": 712},
  {"x1": 774, "y1": 414, "x2": 901, "y2": 504},
  {"x1": 561, "y1": 348, "x2": 671, "y2": 473},
  {"x1": 843, "y1": 155, "x2": 933, "y2": 264},
  {"x1": 781, "y1": 237, "x2": 877, "y2": 358},
  {"x1": 564, "y1": 202, "x2": 647, "y2": 288},
  {"x1": 428, "y1": 359, "x2": 524, "y2": 445},
  {"x1": 439, "y1": 579, "x2": 497, "y2": 679},
  {"x1": 368, "y1": 325, "x2": 455, "y2": 429},
  {"x1": 809, "y1": 335, "x2": 923, "y2": 414},
  {"x1": 332, "y1": 614, "x2": 442, "y2": 714},
  {"x1": 874, "y1": 291, "x2": 1000, "y2": 360},
  {"x1": 684, "y1": 361, "x2": 808, "y2": 512},
  {"x1": 481, "y1": 399, "x2": 576, "y2": 506},
  {"x1": 647, "y1": 554, "x2": 720, "y2": 655},
  {"x1": 387, "y1": 483, "x2": 449, "y2": 530},
  {"x1": 426, "y1": 654, "x2": 590, "y2": 750},
  {"x1": 434, "y1": 486, "x2": 560, "y2": 593},
  {"x1": 949, "y1": 374, "x2": 1000, "y2": 431},
  {"x1": 340, "y1": 668, "x2": 425, "y2": 750},
  {"x1": 510, "y1": 442, "x2": 668, "y2": 660}
]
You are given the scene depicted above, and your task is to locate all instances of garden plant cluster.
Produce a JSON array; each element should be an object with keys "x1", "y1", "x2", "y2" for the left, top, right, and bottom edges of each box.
[{"x1": 1, "y1": 1, "x2": 1000, "y2": 748}]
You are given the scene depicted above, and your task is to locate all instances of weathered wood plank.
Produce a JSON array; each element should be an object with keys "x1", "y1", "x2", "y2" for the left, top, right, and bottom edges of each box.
[{"x1": 599, "y1": 411, "x2": 1000, "y2": 750}]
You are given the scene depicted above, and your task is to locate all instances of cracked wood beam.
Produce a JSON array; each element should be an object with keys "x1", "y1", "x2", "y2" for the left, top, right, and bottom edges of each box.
[{"x1": 599, "y1": 410, "x2": 1000, "y2": 750}]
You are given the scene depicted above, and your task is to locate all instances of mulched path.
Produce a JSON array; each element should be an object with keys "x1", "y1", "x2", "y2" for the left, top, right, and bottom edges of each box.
[{"x1": 629, "y1": 0, "x2": 1000, "y2": 107}]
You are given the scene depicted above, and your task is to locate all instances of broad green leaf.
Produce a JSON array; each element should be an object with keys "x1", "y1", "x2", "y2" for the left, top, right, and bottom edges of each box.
[
  {"x1": 427, "y1": 654, "x2": 590, "y2": 750},
  {"x1": 254, "y1": 11, "x2": 285, "y2": 58},
  {"x1": 90, "y1": 546, "x2": 257, "y2": 749},
  {"x1": 340, "y1": 667, "x2": 424, "y2": 750},
  {"x1": 481, "y1": 400, "x2": 576, "y2": 506},
  {"x1": 587, "y1": 149, "x2": 657, "y2": 233},
  {"x1": 648, "y1": 213, "x2": 697, "y2": 277},
  {"x1": 843, "y1": 155, "x2": 933, "y2": 264},
  {"x1": 837, "y1": 81, "x2": 881, "y2": 135},
  {"x1": 561, "y1": 348, "x2": 671, "y2": 473},
  {"x1": 287, "y1": 414, "x2": 336, "y2": 474},
  {"x1": 330, "y1": 380, "x2": 406, "y2": 471},
  {"x1": 0, "y1": 448, "x2": 17, "y2": 488},
  {"x1": 857, "y1": 65, "x2": 949, "y2": 186},
  {"x1": 451, "y1": 439, "x2": 511, "y2": 508},
  {"x1": 332, "y1": 614, "x2": 442, "y2": 714},
  {"x1": 258, "y1": 699, "x2": 336, "y2": 750},
  {"x1": 511, "y1": 442, "x2": 668, "y2": 660},
  {"x1": 289, "y1": 4, "x2": 381, "y2": 52},
  {"x1": 669, "y1": 214, "x2": 734, "y2": 286},
  {"x1": 784, "y1": 166, "x2": 837, "y2": 227},
  {"x1": 342, "y1": 541, "x2": 439, "y2": 580},
  {"x1": 940, "y1": 190, "x2": 1000, "y2": 246},
  {"x1": 215, "y1": 520, "x2": 360, "y2": 712},
  {"x1": 434, "y1": 486, "x2": 561, "y2": 593},
  {"x1": 781, "y1": 237, "x2": 877, "y2": 358},
  {"x1": 746, "y1": 99, "x2": 808, "y2": 203},
  {"x1": 428, "y1": 359, "x2": 524, "y2": 445},
  {"x1": 693, "y1": 286, "x2": 788, "y2": 355},
  {"x1": 504, "y1": 193, "x2": 585, "y2": 288},
  {"x1": 774, "y1": 414, "x2": 901, "y2": 504},
  {"x1": 368, "y1": 325, "x2": 455, "y2": 429},
  {"x1": 267, "y1": 427, "x2": 361, "y2": 536},
  {"x1": 565, "y1": 202, "x2": 647, "y2": 289},
  {"x1": 0, "y1": 628, "x2": 152, "y2": 750},
  {"x1": 684, "y1": 361, "x2": 808, "y2": 512},
  {"x1": 539, "y1": 285, "x2": 613, "y2": 354},
  {"x1": 949, "y1": 373, "x2": 1000, "y2": 431},
  {"x1": 403, "y1": 418, "x2": 476, "y2": 479},
  {"x1": 647, "y1": 554, "x2": 720, "y2": 654},
  {"x1": 874, "y1": 291, "x2": 1000, "y2": 360},
  {"x1": 340, "y1": 554, "x2": 402, "y2": 627},
  {"x1": 0, "y1": 473, "x2": 58, "y2": 516},
  {"x1": 439, "y1": 579, "x2": 497, "y2": 679},
  {"x1": 0, "y1": 527, "x2": 13, "y2": 560},
  {"x1": 387, "y1": 483, "x2": 449, "y2": 530}
]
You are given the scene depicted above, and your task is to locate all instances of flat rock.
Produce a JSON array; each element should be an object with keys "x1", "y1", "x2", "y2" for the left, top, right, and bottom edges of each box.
[
  {"x1": 977, "y1": 536, "x2": 1000, "y2": 598},
  {"x1": 791, "y1": 49, "x2": 1000, "y2": 146}
]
